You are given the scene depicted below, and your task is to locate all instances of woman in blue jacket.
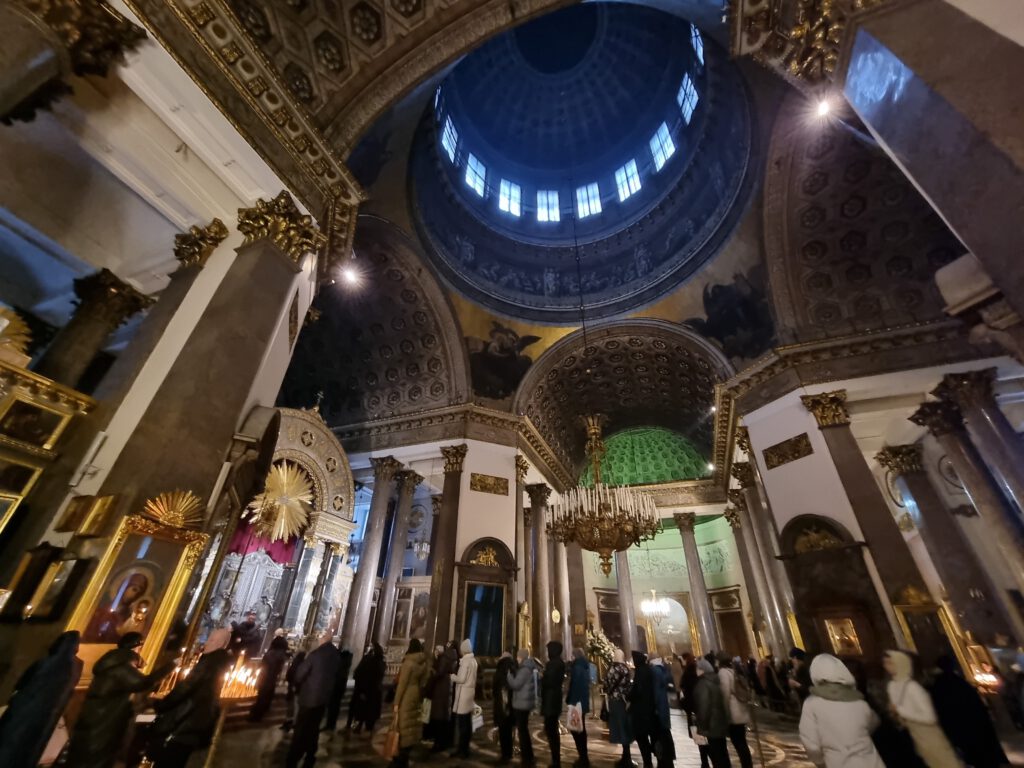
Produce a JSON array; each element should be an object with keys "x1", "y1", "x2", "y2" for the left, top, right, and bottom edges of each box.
[{"x1": 567, "y1": 648, "x2": 591, "y2": 768}]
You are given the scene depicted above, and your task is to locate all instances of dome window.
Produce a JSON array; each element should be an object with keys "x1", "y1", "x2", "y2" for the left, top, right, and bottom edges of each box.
[
  {"x1": 537, "y1": 189, "x2": 560, "y2": 222},
  {"x1": 677, "y1": 74, "x2": 699, "y2": 124},
  {"x1": 691, "y1": 24, "x2": 704, "y2": 66},
  {"x1": 649, "y1": 123, "x2": 676, "y2": 171},
  {"x1": 441, "y1": 115, "x2": 459, "y2": 163},
  {"x1": 465, "y1": 153, "x2": 487, "y2": 197},
  {"x1": 576, "y1": 182, "x2": 602, "y2": 218},
  {"x1": 499, "y1": 179, "x2": 522, "y2": 217},
  {"x1": 615, "y1": 159, "x2": 642, "y2": 202}
]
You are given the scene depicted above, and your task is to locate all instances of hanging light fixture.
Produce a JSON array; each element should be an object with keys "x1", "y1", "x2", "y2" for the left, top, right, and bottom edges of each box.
[
  {"x1": 640, "y1": 589, "x2": 670, "y2": 626},
  {"x1": 548, "y1": 415, "x2": 660, "y2": 576}
]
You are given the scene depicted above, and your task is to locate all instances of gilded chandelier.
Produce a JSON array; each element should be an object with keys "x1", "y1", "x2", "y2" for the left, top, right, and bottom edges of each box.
[{"x1": 548, "y1": 415, "x2": 660, "y2": 576}]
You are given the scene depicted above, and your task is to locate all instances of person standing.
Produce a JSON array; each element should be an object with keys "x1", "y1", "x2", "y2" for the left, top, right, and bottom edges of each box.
[
  {"x1": 494, "y1": 649, "x2": 518, "y2": 763},
  {"x1": 428, "y1": 642, "x2": 457, "y2": 752},
  {"x1": 148, "y1": 629, "x2": 234, "y2": 768},
  {"x1": 450, "y1": 638, "x2": 479, "y2": 759},
  {"x1": 0, "y1": 630, "x2": 82, "y2": 768},
  {"x1": 508, "y1": 648, "x2": 540, "y2": 767},
  {"x1": 567, "y1": 648, "x2": 591, "y2": 768},
  {"x1": 798, "y1": 653, "x2": 885, "y2": 768},
  {"x1": 324, "y1": 643, "x2": 353, "y2": 733},
  {"x1": 286, "y1": 632, "x2": 341, "y2": 768},
  {"x1": 604, "y1": 649, "x2": 633, "y2": 768},
  {"x1": 248, "y1": 633, "x2": 289, "y2": 722},
  {"x1": 230, "y1": 611, "x2": 262, "y2": 659},
  {"x1": 884, "y1": 650, "x2": 960, "y2": 768},
  {"x1": 649, "y1": 655, "x2": 676, "y2": 768},
  {"x1": 629, "y1": 651, "x2": 657, "y2": 768},
  {"x1": 718, "y1": 654, "x2": 753, "y2": 768},
  {"x1": 349, "y1": 643, "x2": 387, "y2": 733},
  {"x1": 390, "y1": 639, "x2": 430, "y2": 768},
  {"x1": 66, "y1": 632, "x2": 172, "y2": 768},
  {"x1": 789, "y1": 648, "x2": 813, "y2": 705},
  {"x1": 930, "y1": 655, "x2": 1008, "y2": 768},
  {"x1": 541, "y1": 641, "x2": 566, "y2": 768},
  {"x1": 693, "y1": 658, "x2": 731, "y2": 768}
]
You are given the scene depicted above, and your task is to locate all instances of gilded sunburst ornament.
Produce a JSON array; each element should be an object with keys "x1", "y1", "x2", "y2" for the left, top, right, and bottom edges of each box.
[
  {"x1": 245, "y1": 461, "x2": 313, "y2": 542},
  {"x1": 143, "y1": 490, "x2": 205, "y2": 529},
  {"x1": 0, "y1": 307, "x2": 32, "y2": 356}
]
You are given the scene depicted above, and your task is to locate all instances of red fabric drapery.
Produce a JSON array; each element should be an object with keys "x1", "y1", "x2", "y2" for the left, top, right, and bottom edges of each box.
[{"x1": 227, "y1": 520, "x2": 299, "y2": 564}]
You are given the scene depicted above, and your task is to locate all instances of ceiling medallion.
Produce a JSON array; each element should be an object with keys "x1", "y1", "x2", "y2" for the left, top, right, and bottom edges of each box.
[
  {"x1": 245, "y1": 461, "x2": 313, "y2": 542},
  {"x1": 548, "y1": 414, "x2": 660, "y2": 576},
  {"x1": 142, "y1": 489, "x2": 205, "y2": 529}
]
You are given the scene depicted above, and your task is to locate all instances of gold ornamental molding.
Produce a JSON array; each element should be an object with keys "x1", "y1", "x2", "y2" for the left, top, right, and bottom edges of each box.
[
  {"x1": 74, "y1": 268, "x2": 154, "y2": 327},
  {"x1": 173, "y1": 217, "x2": 229, "y2": 268},
  {"x1": 441, "y1": 444, "x2": 468, "y2": 473},
  {"x1": 875, "y1": 444, "x2": 924, "y2": 477},
  {"x1": 370, "y1": 455, "x2": 402, "y2": 483},
  {"x1": 727, "y1": 488, "x2": 748, "y2": 512},
  {"x1": 237, "y1": 191, "x2": 327, "y2": 264},
  {"x1": 762, "y1": 432, "x2": 814, "y2": 470},
  {"x1": 0, "y1": 307, "x2": 32, "y2": 362},
  {"x1": 801, "y1": 390, "x2": 850, "y2": 427},
  {"x1": 730, "y1": 461, "x2": 756, "y2": 490},
  {"x1": 0, "y1": 359, "x2": 96, "y2": 415},
  {"x1": 141, "y1": 489, "x2": 205, "y2": 529},
  {"x1": 515, "y1": 454, "x2": 529, "y2": 483},
  {"x1": 932, "y1": 368, "x2": 997, "y2": 410},
  {"x1": 908, "y1": 401, "x2": 963, "y2": 437},
  {"x1": 723, "y1": 506, "x2": 742, "y2": 530}
]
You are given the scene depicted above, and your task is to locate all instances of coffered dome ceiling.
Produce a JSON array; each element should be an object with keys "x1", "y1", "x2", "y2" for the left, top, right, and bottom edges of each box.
[{"x1": 580, "y1": 427, "x2": 710, "y2": 487}]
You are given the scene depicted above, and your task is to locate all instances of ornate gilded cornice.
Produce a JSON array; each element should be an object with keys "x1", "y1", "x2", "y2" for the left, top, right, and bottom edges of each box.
[
  {"x1": 0, "y1": 359, "x2": 95, "y2": 414},
  {"x1": 674, "y1": 511, "x2": 697, "y2": 533},
  {"x1": 525, "y1": 483, "x2": 551, "y2": 507},
  {"x1": 74, "y1": 268, "x2": 154, "y2": 327},
  {"x1": 801, "y1": 390, "x2": 850, "y2": 427},
  {"x1": 724, "y1": 506, "x2": 741, "y2": 530},
  {"x1": 173, "y1": 217, "x2": 229, "y2": 268},
  {"x1": 441, "y1": 444, "x2": 468, "y2": 473},
  {"x1": 515, "y1": 454, "x2": 529, "y2": 483},
  {"x1": 908, "y1": 401, "x2": 963, "y2": 437},
  {"x1": 237, "y1": 191, "x2": 326, "y2": 264},
  {"x1": 735, "y1": 426, "x2": 751, "y2": 455},
  {"x1": 875, "y1": 444, "x2": 924, "y2": 477},
  {"x1": 630, "y1": 479, "x2": 727, "y2": 508},
  {"x1": 731, "y1": 461, "x2": 756, "y2": 489},
  {"x1": 370, "y1": 455, "x2": 401, "y2": 483},
  {"x1": 727, "y1": 488, "x2": 748, "y2": 513},
  {"x1": 933, "y1": 368, "x2": 996, "y2": 411}
]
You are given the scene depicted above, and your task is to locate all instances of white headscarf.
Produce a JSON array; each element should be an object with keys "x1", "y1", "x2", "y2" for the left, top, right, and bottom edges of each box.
[
  {"x1": 613, "y1": 648, "x2": 625, "y2": 664},
  {"x1": 809, "y1": 653, "x2": 855, "y2": 686}
]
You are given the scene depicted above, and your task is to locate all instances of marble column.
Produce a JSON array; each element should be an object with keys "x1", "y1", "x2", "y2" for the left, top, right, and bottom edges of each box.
[
  {"x1": 674, "y1": 512, "x2": 721, "y2": 655},
  {"x1": 34, "y1": 268, "x2": 153, "y2": 388},
  {"x1": 528, "y1": 483, "x2": 553, "y2": 651},
  {"x1": 555, "y1": 541, "x2": 573, "y2": 653},
  {"x1": 426, "y1": 494, "x2": 441, "y2": 572},
  {"x1": 376, "y1": 471, "x2": 422, "y2": 645},
  {"x1": 876, "y1": 444, "x2": 1017, "y2": 644},
  {"x1": 615, "y1": 550, "x2": 638, "y2": 658},
  {"x1": 731, "y1": 462, "x2": 794, "y2": 655},
  {"x1": 801, "y1": 391, "x2": 930, "y2": 608},
  {"x1": 566, "y1": 542, "x2": 588, "y2": 649},
  {"x1": 304, "y1": 541, "x2": 341, "y2": 636},
  {"x1": 910, "y1": 400, "x2": 1024, "y2": 601},
  {"x1": 514, "y1": 455, "x2": 529, "y2": 608},
  {"x1": 342, "y1": 456, "x2": 400, "y2": 658},
  {"x1": 934, "y1": 369, "x2": 1024, "y2": 512},
  {"x1": 723, "y1": 506, "x2": 770, "y2": 656},
  {"x1": 426, "y1": 445, "x2": 467, "y2": 649},
  {"x1": 284, "y1": 544, "x2": 317, "y2": 630}
]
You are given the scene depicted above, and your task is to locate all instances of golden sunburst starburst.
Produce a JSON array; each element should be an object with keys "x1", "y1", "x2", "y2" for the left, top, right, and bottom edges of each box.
[
  {"x1": 0, "y1": 307, "x2": 32, "y2": 356},
  {"x1": 143, "y1": 489, "x2": 205, "y2": 529},
  {"x1": 245, "y1": 461, "x2": 312, "y2": 542}
]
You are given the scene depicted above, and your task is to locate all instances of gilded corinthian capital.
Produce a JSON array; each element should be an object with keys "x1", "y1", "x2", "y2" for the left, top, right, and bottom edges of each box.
[
  {"x1": 74, "y1": 268, "x2": 153, "y2": 327},
  {"x1": 674, "y1": 511, "x2": 696, "y2": 532},
  {"x1": 723, "y1": 507, "x2": 741, "y2": 530},
  {"x1": 441, "y1": 444, "x2": 468, "y2": 473},
  {"x1": 397, "y1": 470, "x2": 423, "y2": 494},
  {"x1": 727, "y1": 488, "x2": 747, "y2": 512},
  {"x1": 515, "y1": 454, "x2": 529, "y2": 483},
  {"x1": 735, "y1": 426, "x2": 751, "y2": 455},
  {"x1": 800, "y1": 390, "x2": 850, "y2": 427},
  {"x1": 370, "y1": 456, "x2": 401, "y2": 483},
  {"x1": 933, "y1": 369, "x2": 996, "y2": 410},
  {"x1": 730, "y1": 461, "x2": 755, "y2": 489},
  {"x1": 174, "y1": 218, "x2": 229, "y2": 269},
  {"x1": 237, "y1": 191, "x2": 326, "y2": 263},
  {"x1": 909, "y1": 401, "x2": 963, "y2": 437},
  {"x1": 525, "y1": 483, "x2": 551, "y2": 507},
  {"x1": 875, "y1": 445, "x2": 924, "y2": 477}
]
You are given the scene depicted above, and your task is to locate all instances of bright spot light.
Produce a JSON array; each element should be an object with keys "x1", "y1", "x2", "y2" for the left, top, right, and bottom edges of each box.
[
  {"x1": 706, "y1": 463, "x2": 715, "y2": 472},
  {"x1": 341, "y1": 265, "x2": 360, "y2": 285},
  {"x1": 710, "y1": 405, "x2": 717, "y2": 413},
  {"x1": 816, "y1": 99, "x2": 831, "y2": 117}
]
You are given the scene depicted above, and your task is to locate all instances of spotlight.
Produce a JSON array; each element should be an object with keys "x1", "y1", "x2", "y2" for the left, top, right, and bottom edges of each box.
[
  {"x1": 341, "y1": 265, "x2": 360, "y2": 285},
  {"x1": 707, "y1": 462, "x2": 715, "y2": 472},
  {"x1": 710, "y1": 405, "x2": 717, "y2": 413},
  {"x1": 816, "y1": 99, "x2": 831, "y2": 117}
]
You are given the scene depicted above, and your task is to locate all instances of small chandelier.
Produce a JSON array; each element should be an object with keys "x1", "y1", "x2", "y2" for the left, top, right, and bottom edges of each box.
[
  {"x1": 641, "y1": 589, "x2": 670, "y2": 626},
  {"x1": 411, "y1": 537, "x2": 430, "y2": 561},
  {"x1": 548, "y1": 415, "x2": 660, "y2": 576}
]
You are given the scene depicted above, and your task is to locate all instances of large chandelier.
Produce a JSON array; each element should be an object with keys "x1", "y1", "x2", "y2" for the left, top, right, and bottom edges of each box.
[
  {"x1": 641, "y1": 590, "x2": 670, "y2": 626},
  {"x1": 548, "y1": 415, "x2": 660, "y2": 576}
]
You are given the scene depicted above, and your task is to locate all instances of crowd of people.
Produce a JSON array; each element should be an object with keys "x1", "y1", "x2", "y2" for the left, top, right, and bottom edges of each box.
[{"x1": 0, "y1": 622, "x2": 1016, "y2": 768}]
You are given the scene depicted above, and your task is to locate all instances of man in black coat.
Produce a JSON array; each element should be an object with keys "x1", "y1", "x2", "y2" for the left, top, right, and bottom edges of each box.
[
  {"x1": 541, "y1": 641, "x2": 566, "y2": 768},
  {"x1": 493, "y1": 650, "x2": 517, "y2": 763},
  {"x1": 286, "y1": 632, "x2": 341, "y2": 768},
  {"x1": 629, "y1": 651, "x2": 657, "y2": 768},
  {"x1": 323, "y1": 644, "x2": 353, "y2": 732}
]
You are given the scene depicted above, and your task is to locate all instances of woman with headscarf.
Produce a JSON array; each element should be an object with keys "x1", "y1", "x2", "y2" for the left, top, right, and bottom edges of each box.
[
  {"x1": 66, "y1": 632, "x2": 173, "y2": 768},
  {"x1": 390, "y1": 638, "x2": 430, "y2": 768},
  {"x1": 147, "y1": 628, "x2": 234, "y2": 768},
  {"x1": 0, "y1": 630, "x2": 82, "y2": 768},
  {"x1": 693, "y1": 658, "x2": 730, "y2": 768},
  {"x1": 930, "y1": 655, "x2": 1008, "y2": 768},
  {"x1": 629, "y1": 651, "x2": 657, "y2": 768},
  {"x1": 884, "y1": 650, "x2": 960, "y2": 768},
  {"x1": 649, "y1": 655, "x2": 676, "y2": 768},
  {"x1": 428, "y1": 642, "x2": 458, "y2": 752},
  {"x1": 248, "y1": 632, "x2": 290, "y2": 722},
  {"x1": 349, "y1": 642, "x2": 387, "y2": 733},
  {"x1": 450, "y1": 638, "x2": 479, "y2": 759},
  {"x1": 567, "y1": 647, "x2": 591, "y2": 768},
  {"x1": 798, "y1": 653, "x2": 884, "y2": 768},
  {"x1": 603, "y1": 648, "x2": 633, "y2": 768}
]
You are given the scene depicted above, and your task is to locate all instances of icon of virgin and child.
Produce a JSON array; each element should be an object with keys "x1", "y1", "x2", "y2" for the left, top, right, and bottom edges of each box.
[{"x1": 83, "y1": 563, "x2": 160, "y2": 644}]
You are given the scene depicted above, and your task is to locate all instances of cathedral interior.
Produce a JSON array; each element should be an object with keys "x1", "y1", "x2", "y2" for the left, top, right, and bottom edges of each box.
[{"x1": 0, "y1": 0, "x2": 1023, "y2": 764}]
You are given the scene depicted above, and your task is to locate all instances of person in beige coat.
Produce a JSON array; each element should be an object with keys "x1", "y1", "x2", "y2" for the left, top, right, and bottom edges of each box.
[
  {"x1": 884, "y1": 650, "x2": 960, "y2": 768},
  {"x1": 390, "y1": 639, "x2": 430, "y2": 768},
  {"x1": 450, "y1": 639, "x2": 479, "y2": 759}
]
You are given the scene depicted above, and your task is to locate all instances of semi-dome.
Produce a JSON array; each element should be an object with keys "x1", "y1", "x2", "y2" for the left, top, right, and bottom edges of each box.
[
  {"x1": 580, "y1": 426, "x2": 710, "y2": 487},
  {"x1": 410, "y1": 3, "x2": 755, "y2": 323}
]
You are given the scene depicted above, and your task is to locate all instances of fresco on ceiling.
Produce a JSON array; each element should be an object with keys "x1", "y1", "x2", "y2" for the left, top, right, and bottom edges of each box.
[
  {"x1": 467, "y1": 321, "x2": 540, "y2": 400},
  {"x1": 683, "y1": 265, "x2": 776, "y2": 362}
]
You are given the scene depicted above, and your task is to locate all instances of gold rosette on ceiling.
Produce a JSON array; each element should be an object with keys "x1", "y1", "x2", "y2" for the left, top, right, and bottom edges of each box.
[
  {"x1": 245, "y1": 461, "x2": 313, "y2": 542},
  {"x1": 0, "y1": 307, "x2": 32, "y2": 356}
]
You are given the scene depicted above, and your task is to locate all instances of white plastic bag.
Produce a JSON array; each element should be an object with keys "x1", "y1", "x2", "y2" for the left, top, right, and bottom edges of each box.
[{"x1": 566, "y1": 703, "x2": 584, "y2": 733}]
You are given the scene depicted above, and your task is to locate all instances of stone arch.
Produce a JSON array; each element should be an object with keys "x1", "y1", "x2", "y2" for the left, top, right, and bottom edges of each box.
[
  {"x1": 513, "y1": 318, "x2": 733, "y2": 472},
  {"x1": 779, "y1": 514, "x2": 855, "y2": 557},
  {"x1": 461, "y1": 536, "x2": 516, "y2": 569},
  {"x1": 763, "y1": 92, "x2": 962, "y2": 344},
  {"x1": 278, "y1": 215, "x2": 471, "y2": 427}
]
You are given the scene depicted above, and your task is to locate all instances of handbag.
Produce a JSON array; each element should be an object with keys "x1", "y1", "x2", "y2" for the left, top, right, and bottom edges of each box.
[
  {"x1": 381, "y1": 727, "x2": 400, "y2": 759},
  {"x1": 471, "y1": 704, "x2": 485, "y2": 732},
  {"x1": 420, "y1": 698, "x2": 432, "y2": 724},
  {"x1": 566, "y1": 703, "x2": 584, "y2": 733}
]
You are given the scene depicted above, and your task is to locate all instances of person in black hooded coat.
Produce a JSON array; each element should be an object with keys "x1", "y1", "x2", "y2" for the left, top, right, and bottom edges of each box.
[
  {"x1": 0, "y1": 630, "x2": 82, "y2": 768},
  {"x1": 930, "y1": 655, "x2": 1009, "y2": 768},
  {"x1": 629, "y1": 651, "x2": 657, "y2": 768},
  {"x1": 541, "y1": 641, "x2": 566, "y2": 768},
  {"x1": 348, "y1": 642, "x2": 386, "y2": 733},
  {"x1": 248, "y1": 634, "x2": 290, "y2": 722}
]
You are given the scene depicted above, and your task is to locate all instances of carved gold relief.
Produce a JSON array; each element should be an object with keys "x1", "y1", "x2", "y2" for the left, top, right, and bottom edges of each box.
[
  {"x1": 441, "y1": 444, "x2": 468, "y2": 473},
  {"x1": 793, "y1": 525, "x2": 842, "y2": 554},
  {"x1": 875, "y1": 444, "x2": 923, "y2": 477},
  {"x1": 237, "y1": 191, "x2": 327, "y2": 263},
  {"x1": 173, "y1": 218, "x2": 228, "y2": 268},
  {"x1": 723, "y1": 506, "x2": 741, "y2": 530},
  {"x1": 801, "y1": 390, "x2": 849, "y2": 427},
  {"x1": 142, "y1": 489, "x2": 205, "y2": 529},
  {"x1": 74, "y1": 269, "x2": 154, "y2": 328},
  {"x1": 470, "y1": 472, "x2": 509, "y2": 496},
  {"x1": 909, "y1": 401, "x2": 963, "y2": 437},
  {"x1": 0, "y1": 308, "x2": 32, "y2": 359},
  {"x1": 468, "y1": 546, "x2": 500, "y2": 567},
  {"x1": 245, "y1": 461, "x2": 313, "y2": 542},
  {"x1": 730, "y1": 461, "x2": 755, "y2": 489},
  {"x1": 762, "y1": 432, "x2": 813, "y2": 470}
]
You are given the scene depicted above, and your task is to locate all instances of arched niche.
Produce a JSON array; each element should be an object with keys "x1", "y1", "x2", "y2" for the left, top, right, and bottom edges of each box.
[{"x1": 453, "y1": 537, "x2": 516, "y2": 663}]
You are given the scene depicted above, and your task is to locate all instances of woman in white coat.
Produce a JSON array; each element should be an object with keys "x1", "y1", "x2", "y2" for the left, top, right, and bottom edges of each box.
[
  {"x1": 884, "y1": 650, "x2": 959, "y2": 768},
  {"x1": 450, "y1": 638, "x2": 479, "y2": 759},
  {"x1": 799, "y1": 654, "x2": 886, "y2": 768}
]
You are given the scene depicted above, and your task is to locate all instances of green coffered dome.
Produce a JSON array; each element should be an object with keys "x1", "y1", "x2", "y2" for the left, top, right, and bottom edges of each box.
[{"x1": 580, "y1": 426, "x2": 710, "y2": 487}]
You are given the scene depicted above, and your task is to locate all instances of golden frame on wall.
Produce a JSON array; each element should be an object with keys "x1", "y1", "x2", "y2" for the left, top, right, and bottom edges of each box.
[
  {"x1": 66, "y1": 514, "x2": 208, "y2": 684},
  {"x1": 893, "y1": 602, "x2": 970, "y2": 674},
  {"x1": 824, "y1": 617, "x2": 863, "y2": 656},
  {"x1": 0, "y1": 394, "x2": 73, "y2": 451}
]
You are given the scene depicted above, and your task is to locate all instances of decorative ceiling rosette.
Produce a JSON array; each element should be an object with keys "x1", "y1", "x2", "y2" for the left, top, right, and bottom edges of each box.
[
  {"x1": 142, "y1": 489, "x2": 205, "y2": 529},
  {"x1": 0, "y1": 307, "x2": 32, "y2": 356},
  {"x1": 245, "y1": 461, "x2": 313, "y2": 541}
]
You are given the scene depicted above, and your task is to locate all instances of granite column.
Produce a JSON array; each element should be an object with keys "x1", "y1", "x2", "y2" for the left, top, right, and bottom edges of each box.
[
  {"x1": 376, "y1": 471, "x2": 422, "y2": 645},
  {"x1": 304, "y1": 541, "x2": 341, "y2": 636},
  {"x1": 554, "y1": 541, "x2": 573, "y2": 653},
  {"x1": 426, "y1": 445, "x2": 467, "y2": 649},
  {"x1": 514, "y1": 456, "x2": 529, "y2": 609},
  {"x1": 615, "y1": 550, "x2": 638, "y2": 658},
  {"x1": 528, "y1": 483, "x2": 553, "y2": 651},
  {"x1": 675, "y1": 512, "x2": 720, "y2": 655},
  {"x1": 723, "y1": 506, "x2": 770, "y2": 656}
]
